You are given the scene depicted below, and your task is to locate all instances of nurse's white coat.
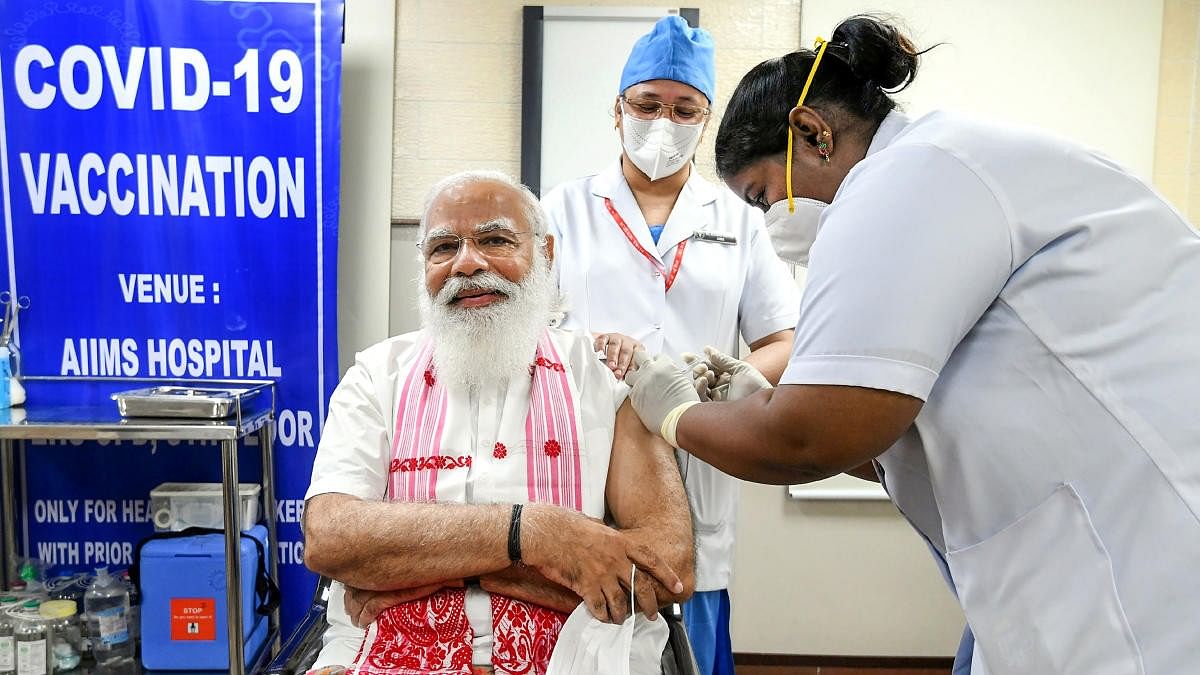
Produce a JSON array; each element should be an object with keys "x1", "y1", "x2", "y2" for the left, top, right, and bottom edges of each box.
[
  {"x1": 543, "y1": 161, "x2": 801, "y2": 591},
  {"x1": 785, "y1": 110, "x2": 1200, "y2": 674}
]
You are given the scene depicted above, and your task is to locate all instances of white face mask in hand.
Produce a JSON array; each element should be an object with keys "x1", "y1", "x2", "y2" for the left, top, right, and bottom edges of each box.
[
  {"x1": 621, "y1": 112, "x2": 704, "y2": 181},
  {"x1": 763, "y1": 197, "x2": 828, "y2": 267},
  {"x1": 546, "y1": 568, "x2": 669, "y2": 675}
]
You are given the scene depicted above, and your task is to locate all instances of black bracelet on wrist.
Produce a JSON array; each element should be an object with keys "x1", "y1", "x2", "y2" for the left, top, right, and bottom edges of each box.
[{"x1": 508, "y1": 503, "x2": 524, "y2": 562}]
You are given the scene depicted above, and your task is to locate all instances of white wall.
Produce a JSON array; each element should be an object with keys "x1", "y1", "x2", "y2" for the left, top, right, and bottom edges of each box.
[
  {"x1": 389, "y1": 0, "x2": 802, "y2": 219},
  {"x1": 388, "y1": 224, "x2": 422, "y2": 337},
  {"x1": 337, "y1": 0, "x2": 397, "y2": 374},
  {"x1": 731, "y1": 485, "x2": 966, "y2": 655},
  {"x1": 801, "y1": 0, "x2": 1164, "y2": 178},
  {"x1": 728, "y1": 0, "x2": 1165, "y2": 656},
  {"x1": 1154, "y1": 0, "x2": 1200, "y2": 221}
]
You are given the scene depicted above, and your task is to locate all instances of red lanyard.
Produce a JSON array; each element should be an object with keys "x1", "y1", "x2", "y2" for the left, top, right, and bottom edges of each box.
[{"x1": 603, "y1": 198, "x2": 687, "y2": 292}]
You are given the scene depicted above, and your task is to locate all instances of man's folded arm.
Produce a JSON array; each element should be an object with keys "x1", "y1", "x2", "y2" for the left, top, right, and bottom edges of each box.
[
  {"x1": 478, "y1": 564, "x2": 580, "y2": 614},
  {"x1": 306, "y1": 489, "x2": 682, "y2": 623},
  {"x1": 304, "y1": 495, "x2": 516, "y2": 591}
]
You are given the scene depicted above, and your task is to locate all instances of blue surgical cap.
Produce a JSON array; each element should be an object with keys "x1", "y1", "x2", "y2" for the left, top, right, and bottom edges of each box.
[{"x1": 619, "y1": 15, "x2": 715, "y2": 104}]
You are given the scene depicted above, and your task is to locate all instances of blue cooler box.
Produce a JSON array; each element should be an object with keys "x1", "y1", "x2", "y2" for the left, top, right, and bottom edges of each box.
[{"x1": 140, "y1": 525, "x2": 269, "y2": 670}]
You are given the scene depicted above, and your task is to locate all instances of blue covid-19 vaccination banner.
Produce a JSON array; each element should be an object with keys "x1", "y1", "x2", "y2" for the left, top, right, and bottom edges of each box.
[{"x1": 0, "y1": 0, "x2": 342, "y2": 634}]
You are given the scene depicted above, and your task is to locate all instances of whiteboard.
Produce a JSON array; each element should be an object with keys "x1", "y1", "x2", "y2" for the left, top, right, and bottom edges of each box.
[
  {"x1": 788, "y1": 473, "x2": 889, "y2": 501},
  {"x1": 523, "y1": 6, "x2": 695, "y2": 195}
]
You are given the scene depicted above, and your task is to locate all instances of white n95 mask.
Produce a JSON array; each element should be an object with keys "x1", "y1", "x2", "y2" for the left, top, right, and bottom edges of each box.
[
  {"x1": 764, "y1": 197, "x2": 828, "y2": 267},
  {"x1": 622, "y1": 113, "x2": 704, "y2": 181}
]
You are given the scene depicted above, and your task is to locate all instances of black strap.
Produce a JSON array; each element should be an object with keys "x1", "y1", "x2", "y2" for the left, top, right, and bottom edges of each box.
[
  {"x1": 130, "y1": 527, "x2": 281, "y2": 616},
  {"x1": 507, "y1": 504, "x2": 523, "y2": 562}
]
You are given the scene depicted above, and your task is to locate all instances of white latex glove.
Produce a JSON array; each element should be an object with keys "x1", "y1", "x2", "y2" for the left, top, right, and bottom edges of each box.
[
  {"x1": 681, "y1": 353, "x2": 729, "y2": 402},
  {"x1": 701, "y1": 346, "x2": 772, "y2": 401},
  {"x1": 626, "y1": 352, "x2": 701, "y2": 444}
]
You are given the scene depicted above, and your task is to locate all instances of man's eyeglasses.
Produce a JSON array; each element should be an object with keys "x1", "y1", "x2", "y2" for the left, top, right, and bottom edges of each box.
[
  {"x1": 621, "y1": 96, "x2": 710, "y2": 125},
  {"x1": 418, "y1": 230, "x2": 532, "y2": 264}
]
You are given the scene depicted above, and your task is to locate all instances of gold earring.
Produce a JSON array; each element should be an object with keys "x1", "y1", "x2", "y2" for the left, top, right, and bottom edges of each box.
[{"x1": 819, "y1": 130, "x2": 832, "y2": 164}]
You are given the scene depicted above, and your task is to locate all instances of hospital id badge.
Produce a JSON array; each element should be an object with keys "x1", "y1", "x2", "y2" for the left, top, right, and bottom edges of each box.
[{"x1": 692, "y1": 230, "x2": 737, "y2": 245}]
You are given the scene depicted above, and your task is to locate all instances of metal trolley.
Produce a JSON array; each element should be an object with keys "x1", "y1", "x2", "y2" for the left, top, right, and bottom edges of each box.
[{"x1": 0, "y1": 377, "x2": 280, "y2": 674}]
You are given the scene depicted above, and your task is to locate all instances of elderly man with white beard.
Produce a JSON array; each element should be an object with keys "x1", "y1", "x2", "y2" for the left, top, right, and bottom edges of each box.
[{"x1": 302, "y1": 170, "x2": 695, "y2": 675}]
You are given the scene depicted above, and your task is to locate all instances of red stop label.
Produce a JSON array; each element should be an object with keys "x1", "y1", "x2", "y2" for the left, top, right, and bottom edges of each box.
[{"x1": 170, "y1": 598, "x2": 216, "y2": 641}]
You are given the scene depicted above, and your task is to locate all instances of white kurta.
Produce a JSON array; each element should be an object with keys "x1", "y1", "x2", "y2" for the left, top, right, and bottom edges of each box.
[
  {"x1": 542, "y1": 161, "x2": 801, "y2": 591},
  {"x1": 305, "y1": 328, "x2": 628, "y2": 668},
  {"x1": 783, "y1": 110, "x2": 1200, "y2": 674}
]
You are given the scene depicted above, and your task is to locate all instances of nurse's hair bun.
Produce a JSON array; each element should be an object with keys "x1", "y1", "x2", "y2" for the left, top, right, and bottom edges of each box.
[
  {"x1": 830, "y1": 15, "x2": 920, "y2": 92},
  {"x1": 715, "y1": 14, "x2": 933, "y2": 181}
]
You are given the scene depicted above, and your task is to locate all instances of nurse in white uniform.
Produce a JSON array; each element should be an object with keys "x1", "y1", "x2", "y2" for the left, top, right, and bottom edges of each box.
[
  {"x1": 626, "y1": 14, "x2": 1200, "y2": 675},
  {"x1": 541, "y1": 15, "x2": 800, "y2": 675}
]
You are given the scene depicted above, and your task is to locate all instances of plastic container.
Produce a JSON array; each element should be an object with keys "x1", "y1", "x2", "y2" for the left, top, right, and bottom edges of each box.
[
  {"x1": 37, "y1": 601, "x2": 80, "y2": 673},
  {"x1": 140, "y1": 526, "x2": 269, "y2": 670},
  {"x1": 44, "y1": 576, "x2": 88, "y2": 606},
  {"x1": 45, "y1": 573, "x2": 92, "y2": 662},
  {"x1": 149, "y1": 483, "x2": 261, "y2": 532},
  {"x1": 83, "y1": 569, "x2": 133, "y2": 671},
  {"x1": 15, "y1": 562, "x2": 46, "y2": 595},
  {"x1": 0, "y1": 347, "x2": 11, "y2": 409},
  {"x1": 11, "y1": 601, "x2": 49, "y2": 675},
  {"x1": 0, "y1": 592, "x2": 43, "y2": 609}
]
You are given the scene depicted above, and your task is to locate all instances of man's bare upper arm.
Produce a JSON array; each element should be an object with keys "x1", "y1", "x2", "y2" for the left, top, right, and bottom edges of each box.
[{"x1": 604, "y1": 401, "x2": 688, "y2": 530}]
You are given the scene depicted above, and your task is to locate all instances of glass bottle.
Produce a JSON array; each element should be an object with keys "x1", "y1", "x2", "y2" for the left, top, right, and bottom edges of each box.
[
  {"x1": 83, "y1": 569, "x2": 133, "y2": 673},
  {"x1": 0, "y1": 596, "x2": 18, "y2": 675},
  {"x1": 13, "y1": 601, "x2": 48, "y2": 675}
]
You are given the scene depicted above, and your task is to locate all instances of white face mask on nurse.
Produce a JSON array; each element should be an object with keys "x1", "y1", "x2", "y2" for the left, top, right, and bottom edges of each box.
[
  {"x1": 762, "y1": 197, "x2": 827, "y2": 266},
  {"x1": 721, "y1": 109, "x2": 865, "y2": 267},
  {"x1": 616, "y1": 80, "x2": 711, "y2": 182}
]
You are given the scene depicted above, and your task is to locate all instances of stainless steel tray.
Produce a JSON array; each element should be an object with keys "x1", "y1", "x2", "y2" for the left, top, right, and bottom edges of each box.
[{"x1": 112, "y1": 386, "x2": 260, "y2": 419}]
